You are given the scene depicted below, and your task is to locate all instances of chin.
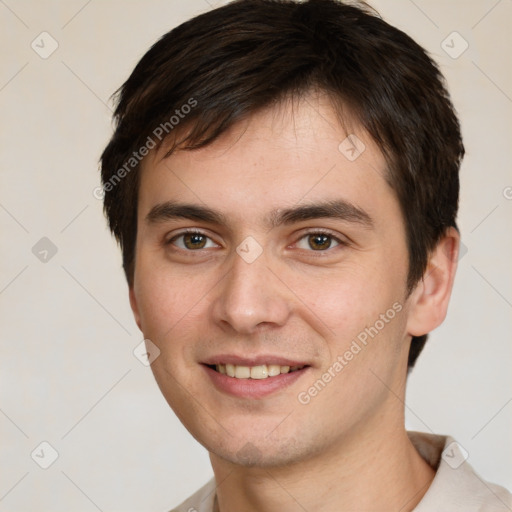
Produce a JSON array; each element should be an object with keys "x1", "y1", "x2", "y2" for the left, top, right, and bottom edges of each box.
[
  {"x1": 213, "y1": 443, "x2": 299, "y2": 468},
  {"x1": 204, "y1": 427, "x2": 320, "y2": 469}
]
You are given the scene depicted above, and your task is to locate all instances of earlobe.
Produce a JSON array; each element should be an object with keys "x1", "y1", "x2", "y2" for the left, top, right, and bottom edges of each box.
[
  {"x1": 406, "y1": 227, "x2": 460, "y2": 337},
  {"x1": 129, "y1": 287, "x2": 142, "y2": 331}
]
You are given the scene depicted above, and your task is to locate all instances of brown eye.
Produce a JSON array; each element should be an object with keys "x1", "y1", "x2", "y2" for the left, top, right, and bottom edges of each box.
[
  {"x1": 296, "y1": 232, "x2": 341, "y2": 251},
  {"x1": 183, "y1": 233, "x2": 207, "y2": 249},
  {"x1": 169, "y1": 231, "x2": 217, "y2": 250},
  {"x1": 308, "y1": 234, "x2": 333, "y2": 250}
]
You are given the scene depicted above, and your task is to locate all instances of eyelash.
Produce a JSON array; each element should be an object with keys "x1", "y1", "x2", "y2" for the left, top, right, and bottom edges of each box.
[
  {"x1": 166, "y1": 228, "x2": 217, "y2": 251},
  {"x1": 165, "y1": 228, "x2": 347, "y2": 253}
]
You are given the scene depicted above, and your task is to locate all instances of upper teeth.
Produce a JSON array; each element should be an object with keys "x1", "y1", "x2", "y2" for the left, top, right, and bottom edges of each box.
[{"x1": 216, "y1": 364, "x2": 305, "y2": 379}]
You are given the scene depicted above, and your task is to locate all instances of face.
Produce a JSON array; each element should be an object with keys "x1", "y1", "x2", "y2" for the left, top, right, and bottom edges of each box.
[{"x1": 130, "y1": 94, "x2": 415, "y2": 468}]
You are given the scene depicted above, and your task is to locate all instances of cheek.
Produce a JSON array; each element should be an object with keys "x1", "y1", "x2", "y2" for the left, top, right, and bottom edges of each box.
[
  {"x1": 297, "y1": 262, "x2": 400, "y2": 332},
  {"x1": 297, "y1": 260, "x2": 408, "y2": 379},
  {"x1": 134, "y1": 258, "x2": 204, "y2": 339},
  {"x1": 134, "y1": 266, "x2": 209, "y2": 394}
]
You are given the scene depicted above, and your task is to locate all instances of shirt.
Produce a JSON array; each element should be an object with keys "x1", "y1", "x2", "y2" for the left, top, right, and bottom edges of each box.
[{"x1": 170, "y1": 431, "x2": 512, "y2": 511}]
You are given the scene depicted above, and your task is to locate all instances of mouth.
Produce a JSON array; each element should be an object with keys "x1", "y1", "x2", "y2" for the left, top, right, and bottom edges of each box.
[
  {"x1": 207, "y1": 363, "x2": 307, "y2": 380},
  {"x1": 202, "y1": 357, "x2": 311, "y2": 399}
]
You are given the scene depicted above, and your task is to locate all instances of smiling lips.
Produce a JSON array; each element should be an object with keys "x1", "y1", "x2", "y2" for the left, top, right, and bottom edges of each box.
[
  {"x1": 204, "y1": 358, "x2": 310, "y2": 398},
  {"x1": 214, "y1": 363, "x2": 306, "y2": 380}
]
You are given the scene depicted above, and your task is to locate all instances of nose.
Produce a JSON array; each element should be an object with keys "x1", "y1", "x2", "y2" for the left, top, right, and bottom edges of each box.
[{"x1": 210, "y1": 246, "x2": 292, "y2": 335}]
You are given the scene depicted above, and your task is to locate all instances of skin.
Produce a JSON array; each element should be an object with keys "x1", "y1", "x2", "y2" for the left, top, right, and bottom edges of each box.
[{"x1": 130, "y1": 93, "x2": 459, "y2": 511}]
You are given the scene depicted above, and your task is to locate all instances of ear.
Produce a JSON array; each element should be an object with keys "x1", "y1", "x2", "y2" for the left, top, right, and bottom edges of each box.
[
  {"x1": 129, "y1": 286, "x2": 142, "y2": 331},
  {"x1": 406, "y1": 227, "x2": 460, "y2": 337}
]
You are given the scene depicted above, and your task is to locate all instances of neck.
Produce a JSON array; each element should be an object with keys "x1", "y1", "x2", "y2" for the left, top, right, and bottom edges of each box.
[{"x1": 209, "y1": 416, "x2": 435, "y2": 512}]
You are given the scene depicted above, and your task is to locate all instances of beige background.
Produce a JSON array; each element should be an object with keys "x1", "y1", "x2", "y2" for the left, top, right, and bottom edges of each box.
[{"x1": 1, "y1": 0, "x2": 511, "y2": 510}]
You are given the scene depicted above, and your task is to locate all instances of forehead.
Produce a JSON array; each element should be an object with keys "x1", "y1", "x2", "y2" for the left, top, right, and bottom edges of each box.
[{"x1": 137, "y1": 94, "x2": 395, "y2": 226}]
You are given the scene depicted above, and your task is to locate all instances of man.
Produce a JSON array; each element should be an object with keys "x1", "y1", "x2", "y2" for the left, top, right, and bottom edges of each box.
[{"x1": 100, "y1": 0, "x2": 512, "y2": 510}]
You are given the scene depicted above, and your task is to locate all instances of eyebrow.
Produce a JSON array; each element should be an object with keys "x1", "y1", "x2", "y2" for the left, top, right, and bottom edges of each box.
[
  {"x1": 145, "y1": 199, "x2": 373, "y2": 229},
  {"x1": 269, "y1": 200, "x2": 373, "y2": 229},
  {"x1": 146, "y1": 201, "x2": 227, "y2": 225}
]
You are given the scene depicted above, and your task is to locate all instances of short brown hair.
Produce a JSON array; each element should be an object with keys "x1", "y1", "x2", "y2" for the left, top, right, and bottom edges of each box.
[{"x1": 100, "y1": 0, "x2": 464, "y2": 369}]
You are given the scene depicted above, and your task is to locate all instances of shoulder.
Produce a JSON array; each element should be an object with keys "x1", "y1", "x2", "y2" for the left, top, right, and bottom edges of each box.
[
  {"x1": 168, "y1": 478, "x2": 216, "y2": 512},
  {"x1": 409, "y1": 431, "x2": 512, "y2": 511}
]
